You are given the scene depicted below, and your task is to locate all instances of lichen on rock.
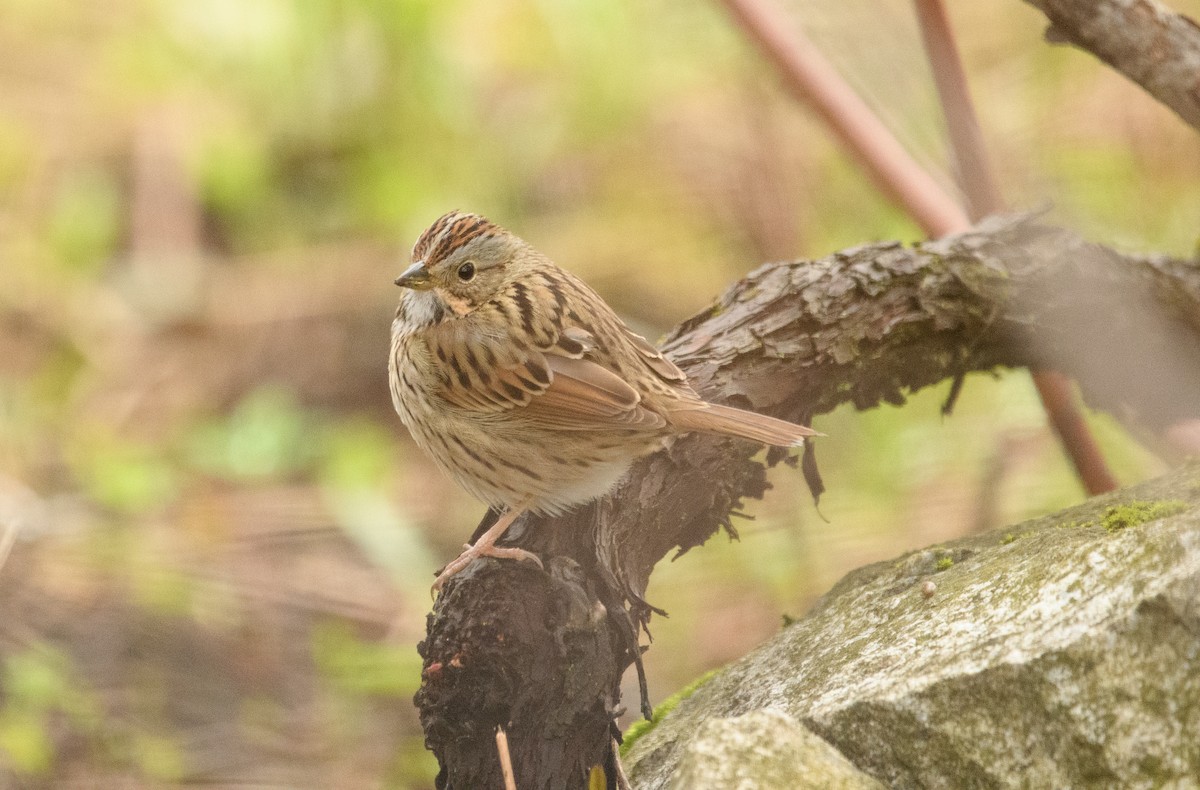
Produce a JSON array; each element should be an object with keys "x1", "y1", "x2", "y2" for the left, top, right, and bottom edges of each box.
[{"x1": 625, "y1": 462, "x2": 1200, "y2": 789}]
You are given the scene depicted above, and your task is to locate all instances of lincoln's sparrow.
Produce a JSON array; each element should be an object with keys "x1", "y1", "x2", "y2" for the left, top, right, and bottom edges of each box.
[{"x1": 390, "y1": 211, "x2": 818, "y2": 590}]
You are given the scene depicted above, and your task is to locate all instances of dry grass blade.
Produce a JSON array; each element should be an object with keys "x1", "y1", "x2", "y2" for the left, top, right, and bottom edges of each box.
[
  {"x1": 496, "y1": 726, "x2": 518, "y2": 790},
  {"x1": 0, "y1": 516, "x2": 16, "y2": 577}
]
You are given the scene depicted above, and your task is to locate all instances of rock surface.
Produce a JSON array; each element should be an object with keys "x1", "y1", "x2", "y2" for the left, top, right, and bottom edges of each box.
[
  {"x1": 668, "y1": 709, "x2": 885, "y2": 790},
  {"x1": 626, "y1": 463, "x2": 1200, "y2": 789}
]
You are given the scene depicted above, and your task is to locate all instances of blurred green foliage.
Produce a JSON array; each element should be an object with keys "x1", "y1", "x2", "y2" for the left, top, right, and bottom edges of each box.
[
  {"x1": 72, "y1": 431, "x2": 179, "y2": 514},
  {"x1": 186, "y1": 387, "x2": 317, "y2": 481},
  {"x1": 1, "y1": 0, "x2": 1196, "y2": 786},
  {"x1": 313, "y1": 620, "x2": 424, "y2": 697},
  {"x1": 0, "y1": 648, "x2": 101, "y2": 777}
]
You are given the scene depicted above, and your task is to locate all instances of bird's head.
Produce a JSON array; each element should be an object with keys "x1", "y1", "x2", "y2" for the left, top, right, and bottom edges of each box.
[{"x1": 395, "y1": 210, "x2": 521, "y2": 324}]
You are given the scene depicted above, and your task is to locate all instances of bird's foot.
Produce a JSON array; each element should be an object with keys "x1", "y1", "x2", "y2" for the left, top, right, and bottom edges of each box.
[{"x1": 432, "y1": 542, "x2": 543, "y2": 595}]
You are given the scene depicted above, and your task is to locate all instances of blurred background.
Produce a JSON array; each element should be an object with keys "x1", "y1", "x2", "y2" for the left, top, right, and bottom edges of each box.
[{"x1": 1, "y1": 0, "x2": 1198, "y2": 786}]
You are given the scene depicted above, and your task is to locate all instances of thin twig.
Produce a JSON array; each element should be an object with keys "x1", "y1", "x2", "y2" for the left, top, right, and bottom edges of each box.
[
  {"x1": 612, "y1": 737, "x2": 633, "y2": 790},
  {"x1": 0, "y1": 516, "x2": 17, "y2": 577},
  {"x1": 0, "y1": 476, "x2": 29, "y2": 577},
  {"x1": 496, "y1": 726, "x2": 518, "y2": 790},
  {"x1": 912, "y1": 0, "x2": 1004, "y2": 219},
  {"x1": 1030, "y1": 370, "x2": 1119, "y2": 492},
  {"x1": 913, "y1": 0, "x2": 1118, "y2": 494}
]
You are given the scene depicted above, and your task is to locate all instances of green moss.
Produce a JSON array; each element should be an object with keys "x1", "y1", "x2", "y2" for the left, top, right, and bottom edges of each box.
[
  {"x1": 1001, "y1": 533, "x2": 1017, "y2": 545},
  {"x1": 935, "y1": 556, "x2": 954, "y2": 571},
  {"x1": 1099, "y1": 500, "x2": 1189, "y2": 533},
  {"x1": 1058, "y1": 500, "x2": 1190, "y2": 533},
  {"x1": 621, "y1": 669, "x2": 719, "y2": 756}
]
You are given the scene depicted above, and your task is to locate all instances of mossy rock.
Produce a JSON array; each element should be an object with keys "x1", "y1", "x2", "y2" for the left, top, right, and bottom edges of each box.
[{"x1": 626, "y1": 462, "x2": 1200, "y2": 789}]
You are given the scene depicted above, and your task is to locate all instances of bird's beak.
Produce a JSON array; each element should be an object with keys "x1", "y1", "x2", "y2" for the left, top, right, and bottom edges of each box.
[{"x1": 394, "y1": 260, "x2": 432, "y2": 290}]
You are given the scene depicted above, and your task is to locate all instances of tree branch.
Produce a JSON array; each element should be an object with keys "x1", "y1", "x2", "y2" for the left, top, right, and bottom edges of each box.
[
  {"x1": 723, "y1": 0, "x2": 1120, "y2": 494},
  {"x1": 415, "y1": 216, "x2": 1200, "y2": 789},
  {"x1": 1023, "y1": 0, "x2": 1200, "y2": 131}
]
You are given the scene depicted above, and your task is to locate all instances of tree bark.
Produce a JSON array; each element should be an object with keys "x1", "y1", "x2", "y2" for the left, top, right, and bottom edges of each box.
[
  {"x1": 414, "y1": 215, "x2": 1200, "y2": 789},
  {"x1": 1021, "y1": 0, "x2": 1200, "y2": 131}
]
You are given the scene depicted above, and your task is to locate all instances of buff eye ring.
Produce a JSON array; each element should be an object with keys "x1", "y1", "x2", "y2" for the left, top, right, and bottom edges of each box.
[{"x1": 457, "y1": 261, "x2": 476, "y2": 281}]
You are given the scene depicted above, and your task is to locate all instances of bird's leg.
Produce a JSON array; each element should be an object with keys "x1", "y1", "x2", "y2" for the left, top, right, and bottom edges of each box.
[{"x1": 432, "y1": 503, "x2": 543, "y2": 592}]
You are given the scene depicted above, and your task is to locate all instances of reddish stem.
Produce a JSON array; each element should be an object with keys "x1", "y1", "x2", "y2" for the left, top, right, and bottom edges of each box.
[
  {"x1": 912, "y1": 0, "x2": 1005, "y2": 218},
  {"x1": 913, "y1": 0, "x2": 1117, "y2": 494},
  {"x1": 718, "y1": 0, "x2": 967, "y2": 236},
  {"x1": 1030, "y1": 370, "x2": 1119, "y2": 493}
]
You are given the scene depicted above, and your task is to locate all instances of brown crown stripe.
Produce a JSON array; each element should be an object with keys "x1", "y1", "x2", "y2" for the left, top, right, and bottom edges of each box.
[{"x1": 413, "y1": 211, "x2": 501, "y2": 265}]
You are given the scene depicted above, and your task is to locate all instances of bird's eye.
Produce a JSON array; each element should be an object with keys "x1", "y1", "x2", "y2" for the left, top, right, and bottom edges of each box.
[{"x1": 457, "y1": 261, "x2": 476, "y2": 281}]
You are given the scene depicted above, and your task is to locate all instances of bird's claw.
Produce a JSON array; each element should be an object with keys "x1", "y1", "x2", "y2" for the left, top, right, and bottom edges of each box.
[{"x1": 431, "y1": 543, "x2": 543, "y2": 596}]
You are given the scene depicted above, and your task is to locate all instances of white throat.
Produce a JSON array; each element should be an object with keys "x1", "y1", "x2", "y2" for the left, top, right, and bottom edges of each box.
[{"x1": 397, "y1": 290, "x2": 446, "y2": 331}]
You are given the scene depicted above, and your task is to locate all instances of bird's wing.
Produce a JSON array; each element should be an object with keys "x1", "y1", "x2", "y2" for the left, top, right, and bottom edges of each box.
[
  {"x1": 428, "y1": 313, "x2": 665, "y2": 431},
  {"x1": 621, "y1": 326, "x2": 688, "y2": 384},
  {"x1": 528, "y1": 354, "x2": 666, "y2": 430}
]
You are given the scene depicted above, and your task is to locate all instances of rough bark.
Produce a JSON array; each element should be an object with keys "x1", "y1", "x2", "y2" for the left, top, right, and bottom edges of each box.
[
  {"x1": 1022, "y1": 0, "x2": 1200, "y2": 131},
  {"x1": 415, "y1": 215, "x2": 1200, "y2": 789},
  {"x1": 625, "y1": 462, "x2": 1200, "y2": 788}
]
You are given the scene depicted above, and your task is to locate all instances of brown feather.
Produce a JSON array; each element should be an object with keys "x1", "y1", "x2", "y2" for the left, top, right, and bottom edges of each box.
[
  {"x1": 624, "y1": 327, "x2": 687, "y2": 383},
  {"x1": 523, "y1": 356, "x2": 666, "y2": 431},
  {"x1": 666, "y1": 401, "x2": 818, "y2": 447}
]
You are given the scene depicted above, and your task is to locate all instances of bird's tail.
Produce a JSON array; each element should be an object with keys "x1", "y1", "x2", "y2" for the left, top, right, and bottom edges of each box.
[{"x1": 668, "y1": 402, "x2": 819, "y2": 447}]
